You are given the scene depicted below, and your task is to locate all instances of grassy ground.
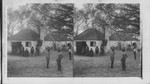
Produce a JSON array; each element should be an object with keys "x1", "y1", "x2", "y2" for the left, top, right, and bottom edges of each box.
[
  {"x1": 8, "y1": 50, "x2": 73, "y2": 77},
  {"x1": 73, "y1": 50, "x2": 141, "y2": 77}
]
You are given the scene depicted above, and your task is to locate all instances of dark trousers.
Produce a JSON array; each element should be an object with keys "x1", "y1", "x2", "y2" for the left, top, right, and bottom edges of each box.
[
  {"x1": 69, "y1": 52, "x2": 71, "y2": 60},
  {"x1": 122, "y1": 63, "x2": 126, "y2": 71},
  {"x1": 111, "y1": 60, "x2": 114, "y2": 68},
  {"x1": 57, "y1": 64, "x2": 61, "y2": 71},
  {"x1": 46, "y1": 60, "x2": 50, "y2": 68},
  {"x1": 134, "y1": 52, "x2": 136, "y2": 60}
]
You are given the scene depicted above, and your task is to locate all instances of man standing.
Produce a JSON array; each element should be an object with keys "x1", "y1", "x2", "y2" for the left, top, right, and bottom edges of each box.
[
  {"x1": 68, "y1": 48, "x2": 72, "y2": 60},
  {"x1": 45, "y1": 47, "x2": 51, "y2": 68},
  {"x1": 56, "y1": 50, "x2": 63, "y2": 71},
  {"x1": 133, "y1": 47, "x2": 137, "y2": 60},
  {"x1": 110, "y1": 48, "x2": 115, "y2": 68},
  {"x1": 121, "y1": 48, "x2": 128, "y2": 71}
]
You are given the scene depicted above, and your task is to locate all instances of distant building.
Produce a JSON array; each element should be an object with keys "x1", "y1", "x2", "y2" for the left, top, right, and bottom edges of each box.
[
  {"x1": 74, "y1": 28, "x2": 105, "y2": 54},
  {"x1": 109, "y1": 32, "x2": 140, "y2": 49}
]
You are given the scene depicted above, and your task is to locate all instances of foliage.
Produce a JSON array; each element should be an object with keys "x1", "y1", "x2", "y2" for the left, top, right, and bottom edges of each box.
[
  {"x1": 7, "y1": 4, "x2": 74, "y2": 37},
  {"x1": 74, "y1": 4, "x2": 140, "y2": 36}
]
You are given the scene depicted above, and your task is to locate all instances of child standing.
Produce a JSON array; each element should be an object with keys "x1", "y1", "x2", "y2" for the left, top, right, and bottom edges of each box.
[
  {"x1": 121, "y1": 48, "x2": 128, "y2": 71},
  {"x1": 45, "y1": 47, "x2": 51, "y2": 68},
  {"x1": 110, "y1": 47, "x2": 115, "y2": 68}
]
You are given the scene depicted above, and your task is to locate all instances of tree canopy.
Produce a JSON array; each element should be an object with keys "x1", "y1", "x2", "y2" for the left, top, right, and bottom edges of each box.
[
  {"x1": 74, "y1": 4, "x2": 140, "y2": 36},
  {"x1": 7, "y1": 3, "x2": 74, "y2": 38}
]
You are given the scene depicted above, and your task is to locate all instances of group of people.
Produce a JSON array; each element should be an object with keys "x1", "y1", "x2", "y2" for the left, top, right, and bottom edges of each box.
[
  {"x1": 81, "y1": 45, "x2": 105, "y2": 57},
  {"x1": 19, "y1": 46, "x2": 36, "y2": 56},
  {"x1": 110, "y1": 45, "x2": 138, "y2": 71},
  {"x1": 45, "y1": 44, "x2": 72, "y2": 71}
]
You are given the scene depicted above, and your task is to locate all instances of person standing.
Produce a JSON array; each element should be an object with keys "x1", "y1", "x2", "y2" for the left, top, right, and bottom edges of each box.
[
  {"x1": 45, "y1": 47, "x2": 51, "y2": 68},
  {"x1": 133, "y1": 47, "x2": 137, "y2": 60},
  {"x1": 56, "y1": 50, "x2": 63, "y2": 71},
  {"x1": 95, "y1": 46, "x2": 99, "y2": 55},
  {"x1": 121, "y1": 48, "x2": 128, "y2": 71},
  {"x1": 30, "y1": 47, "x2": 34, "y2": 56},
  {"x1": 68, "y1": 48, "x2": 72, "y2": 60},
  {"x1": 110, "y1": 48, "x2": 115, "y2": 68}
]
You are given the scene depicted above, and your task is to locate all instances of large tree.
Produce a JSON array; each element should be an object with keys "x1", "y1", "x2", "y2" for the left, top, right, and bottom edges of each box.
[
  {"x1": 30, "y1": 3, "x2": 74, "y2": 37},
  {"x1": 95, "y1": 4, "x2": 140, "y2": 34}
]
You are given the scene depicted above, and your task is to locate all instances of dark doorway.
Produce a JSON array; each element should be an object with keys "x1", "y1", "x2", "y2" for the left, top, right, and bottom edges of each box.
[
  {"x1": 76, "y1": 41, "x2": 86, "y2": 55},
  {"x1": 11, "y1": 42, "x2": 22, "y2": 55}
]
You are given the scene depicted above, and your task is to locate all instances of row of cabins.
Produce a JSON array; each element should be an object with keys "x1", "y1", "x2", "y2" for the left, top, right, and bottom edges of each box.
[
  {"x1": 7, "y1": 29, "x2": 72, "y2": 55},
  {"x1": 7, "y1": 28, "x2": 140, "y2": 55},
  {"x1": 74, "y1": 28, "x2": 140, "y2": 55}
]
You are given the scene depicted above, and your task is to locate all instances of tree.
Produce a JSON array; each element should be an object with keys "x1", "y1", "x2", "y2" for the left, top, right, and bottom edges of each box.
[
  {"x1": 7, "y1": 5, "x2": 32, "y2": 37},
  {"x1": 74, "y1": 4, "x2": 97, "y2": 36},
  {"x1": 95, "y1": 4, "x2": 140, "y2": 34},
  {"x1": 30, "y1": 3, "x2": 74, "y2": 37},
  {"x1": 7, "y1": 8, "x2": 18, "y2": 37}
]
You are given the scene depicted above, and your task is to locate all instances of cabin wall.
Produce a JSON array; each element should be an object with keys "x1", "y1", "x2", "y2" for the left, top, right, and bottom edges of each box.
[
  {"x1": 109, "y1": 41, "x2": 141, "y2": 49},
  {"x1": 86, "y1": 41, "x2": 102, "y2": 52},
  {"x1": 7, "y1": 41, "x2": 38, "y2": 54},
  {"x1": 74, "y1": 41, "x2": 102, "y2": 53},
  {"x1": 21, "y1": 41, "x2": 37, "y2": 53},
  {"x1": 41, "y1": 41, "x2": 71, "y2": 52}
]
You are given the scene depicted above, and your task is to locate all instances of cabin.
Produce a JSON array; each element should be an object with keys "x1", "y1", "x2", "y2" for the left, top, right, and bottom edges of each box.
[
  {"x1": 109, "y1": 32, "x2": 140, "y2": 50},
  {"x1": 7, "y1": 29, "x2": 40, "y2": 54},
  {"x1": 74, "y1": 28, "x2": 105, "y2": 55}
]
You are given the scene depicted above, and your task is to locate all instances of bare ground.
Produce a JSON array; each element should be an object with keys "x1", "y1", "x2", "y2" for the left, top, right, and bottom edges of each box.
[
  {"x1": 73, "y1": 50, "x2": 141, "y2": 77},
  {"x1": 7, "y1": 51, "x2": 73, "y2": 77}
]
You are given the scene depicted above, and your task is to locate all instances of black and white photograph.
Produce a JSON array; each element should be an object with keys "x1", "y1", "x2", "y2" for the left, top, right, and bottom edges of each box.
[
  {"x1": 2, "y1": 0, "x2": 150, "y2": 84},
  {"x1": 73, "y1": 3, "x2": 141, "y2": 77},
  {"x1": 7, "y1": 3, "x2": 74, "y2": 77}
]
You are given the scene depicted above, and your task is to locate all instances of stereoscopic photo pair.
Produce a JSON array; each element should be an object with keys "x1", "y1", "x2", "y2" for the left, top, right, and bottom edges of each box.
[{"x1": 6, "y1": 3, "x2": 141, "y2": 77}]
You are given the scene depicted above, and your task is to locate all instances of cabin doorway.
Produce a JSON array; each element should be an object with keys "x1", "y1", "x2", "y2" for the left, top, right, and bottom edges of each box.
[
  {"x1": 76, "y1": 41, "x2": 86, "y2": 55},
  {"x1": 11, "y1": 42, "x2": 22, "y2": 55}
]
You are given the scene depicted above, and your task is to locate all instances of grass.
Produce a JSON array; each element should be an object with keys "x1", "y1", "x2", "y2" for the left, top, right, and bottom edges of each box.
[
  {"x1": 7, "y1": 50, "x2": 73, "y2": 77},
  {"x1": 73, "y1": 50, "x2": 141, "y2": 77}
]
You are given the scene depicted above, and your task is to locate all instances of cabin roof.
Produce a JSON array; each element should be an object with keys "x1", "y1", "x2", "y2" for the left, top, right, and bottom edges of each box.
[
  {"x1": 8, "y1": 29, "x2": 40, "y2": 41},
  {"x1": 74, "y1": 28, "x2": 105, "y2": 41},
  {"x1": 109, "y1": 32, "x2": 139, "y2": 41}
]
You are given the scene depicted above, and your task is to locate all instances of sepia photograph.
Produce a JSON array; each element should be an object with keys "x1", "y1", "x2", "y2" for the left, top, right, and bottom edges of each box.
[
  {"x1": 73, "y1": 3, "x2": 141, "y2": 77},
  {"x1": 7, "y1": 3, "x2": 74, "y2": 77}
]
